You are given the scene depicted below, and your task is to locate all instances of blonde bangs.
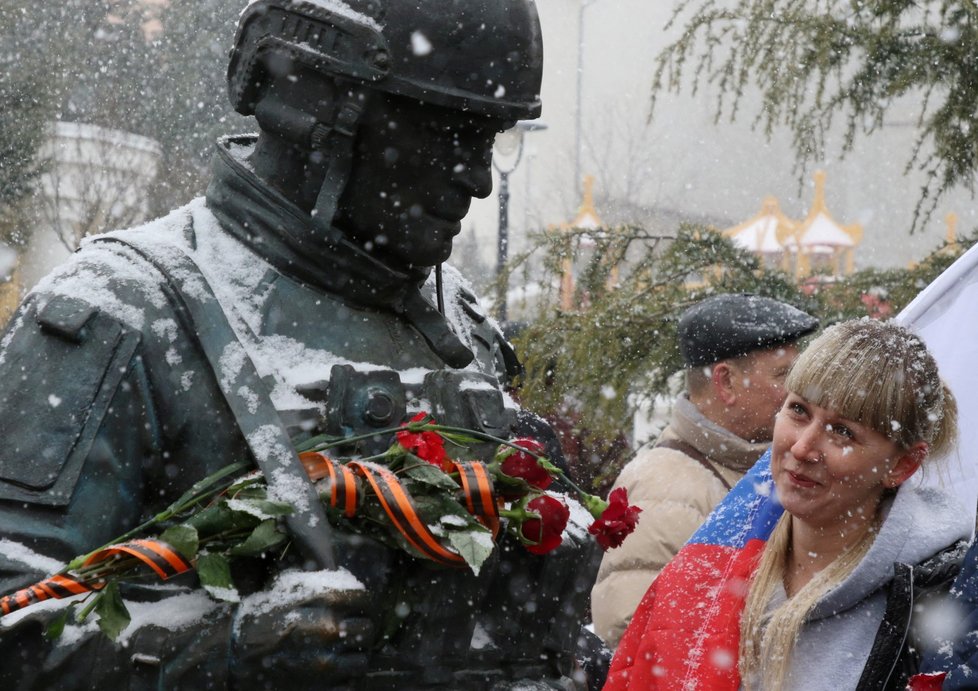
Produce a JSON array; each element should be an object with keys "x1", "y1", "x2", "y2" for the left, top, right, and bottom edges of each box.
[{"x1": 784, "y1": 320, "x2": 942, "y2": 450}]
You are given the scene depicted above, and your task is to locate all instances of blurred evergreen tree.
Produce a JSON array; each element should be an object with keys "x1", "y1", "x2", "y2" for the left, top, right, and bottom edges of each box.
[
  {"x1": 816, "y1": 232, "x2": 978, "y2": 324},
  {"x1": 653, "y1": 1, "x2": 978, "y2": 232},
  {"x1": 506, "y1": 224, "x2": 812, "y2": 455},
  {"x1": 0, "y1": 1, "x2": 62, "y2": 247}
]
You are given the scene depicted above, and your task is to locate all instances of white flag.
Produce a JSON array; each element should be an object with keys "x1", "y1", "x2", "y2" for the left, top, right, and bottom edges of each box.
[{"x1": 898, "y1": 242, "x2": 978, "y2": 534}]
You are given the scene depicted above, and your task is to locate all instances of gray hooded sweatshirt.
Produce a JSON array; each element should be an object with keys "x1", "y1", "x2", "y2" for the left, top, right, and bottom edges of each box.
[{"x1": 750, "y1": 482, "x2": 971, "y2": 690}]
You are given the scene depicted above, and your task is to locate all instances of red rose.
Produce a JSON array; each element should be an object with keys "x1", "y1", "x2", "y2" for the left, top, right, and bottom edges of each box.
[
  {"x1": 519, "y1": 494, "x2": 570, "y2": 555},
  {"x1": 588, "y1": 487, "x2": 641, "y2": 550},
  {"x1": 499, "y1": 438, "x2": 553, "y2": 491},
  {"x1": 396, "y1": 413, "x2": 449, "y2": 470}
]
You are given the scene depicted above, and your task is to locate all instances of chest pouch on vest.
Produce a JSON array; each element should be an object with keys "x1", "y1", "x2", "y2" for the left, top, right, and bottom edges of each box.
[
  {"x1": 294, "y1": 364, "x2": 407, "y2": 455},
  {"x1": 290, "y1": 365, "x2": 513, "y2": 456},
  {"x1": 0, "y1": 296, "x2": 139, "y2": 505},
  {"x1": 423, "y1": 370, "x2": 513, "y2": 444}
]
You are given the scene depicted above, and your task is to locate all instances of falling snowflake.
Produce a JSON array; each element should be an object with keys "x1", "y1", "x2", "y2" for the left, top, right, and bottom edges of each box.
[{"x1": 411, "y1": 31, "x2": 432, "y2": 56}]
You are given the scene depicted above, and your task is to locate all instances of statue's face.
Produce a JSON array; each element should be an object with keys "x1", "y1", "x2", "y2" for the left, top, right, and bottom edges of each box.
[{"x1": 335, "y1": 92, "x2": 511, "y2": 268}]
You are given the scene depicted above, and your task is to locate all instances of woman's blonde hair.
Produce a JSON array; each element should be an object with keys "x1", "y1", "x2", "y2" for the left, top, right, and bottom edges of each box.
[
  {"x1": 739, "y1": 512, "x2": 877, "y2": 689},
  {"x1": 783, "y1": 318, "x2": 957, "y2": 455},
  {"x1": 739, "y1": 318, "x2": 957, "y2": 689}
]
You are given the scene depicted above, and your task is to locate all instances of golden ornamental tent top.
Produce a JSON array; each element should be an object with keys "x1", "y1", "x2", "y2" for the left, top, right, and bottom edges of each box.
[
  {"x1": 794, "y1": 170, "x2": 862, "y2": 249},
  {"x1": 569, "y1": 175, "x2": 602, "y2": 230},
  {"x1": 721, "y1": 196, "x2": 796, "y2": 254}
]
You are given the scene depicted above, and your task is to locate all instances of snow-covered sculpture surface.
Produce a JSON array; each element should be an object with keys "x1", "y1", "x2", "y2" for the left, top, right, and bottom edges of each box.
[{"x1": 0, "y1": 1, "x2": 598, "y2": 688}]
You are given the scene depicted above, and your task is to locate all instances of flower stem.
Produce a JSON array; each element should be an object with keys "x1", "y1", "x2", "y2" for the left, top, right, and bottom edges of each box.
[
  {"x1": 296, "y1": 423, "x2": 417, "y2": 453},
  {"x1": 66, "y1": 461, "x2": 252, "y2": 571}
]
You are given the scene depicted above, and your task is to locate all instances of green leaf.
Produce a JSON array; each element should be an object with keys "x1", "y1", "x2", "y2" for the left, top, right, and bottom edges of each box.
[
  {"x1": 226, "y1": 497, "x2": 294, "y2": 519},
  {"x1": 413, "y1": 492, "x2": 472, "y2": 520},
  {"x1": 159, "y1": 524, "x2": 199, "y2": 561},
  {"x1": 403, "y1": 462, "x2": 459, "y2": 491},
  {"x1": 226, "y1": 477, "x2": 266, "y2": 496},
  {"x1": 43, "y1": 604, "x2": 76, "y2": 640},
  {"x1": 197, "y1": 553, "x2": 237, "y2": 601},
  {"x1": 447, "y1": 527, "x2": 495, "y2": 576},
  {"x1": 94, "y1": 582, "x2": 131, "y2": 641},
  {"x1": 186, "y1": 505, "x2": 257, "y2": 538},
  {"x1": 228, "y1": 519, "x2": 288, "y2": 557}
]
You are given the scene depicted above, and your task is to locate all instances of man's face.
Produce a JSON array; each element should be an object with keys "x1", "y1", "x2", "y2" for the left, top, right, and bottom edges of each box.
[
  {"x1": 334, "y1": 92, "x2": 511, "y2": 269},
  {"x1": 725, "y1": 344, "x2": 799, "y2": 443}
]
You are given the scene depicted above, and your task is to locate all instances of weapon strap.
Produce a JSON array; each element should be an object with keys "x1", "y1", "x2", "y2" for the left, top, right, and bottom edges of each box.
[
  {"x1": 654, "y1": 438, "x2": 732, "y2": 491},
  {"x1": 92, "y1": 227, "x2": 336, "y2": 570}
]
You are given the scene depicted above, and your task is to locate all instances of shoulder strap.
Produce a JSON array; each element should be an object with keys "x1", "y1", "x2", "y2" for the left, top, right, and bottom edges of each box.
[
  {"x1": 92, "y1": 228, "x2": 336, "y2": 570},
  {"x1": 654, "y1": 437, "x2": 732, "y2": 491}
]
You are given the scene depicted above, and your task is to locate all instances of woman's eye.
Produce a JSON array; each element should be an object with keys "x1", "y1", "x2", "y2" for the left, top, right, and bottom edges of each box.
[
  {"x1": 788, "y1": 402, "x2": 806, "y2": 416},
  {"x1": 831, "y1": 424, "x2": 854, "y2": 439}
]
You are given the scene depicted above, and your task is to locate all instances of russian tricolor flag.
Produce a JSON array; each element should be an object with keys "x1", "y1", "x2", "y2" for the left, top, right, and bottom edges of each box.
[{"x1": 604, "y1": 450, "x2": 781, "y2": 690}]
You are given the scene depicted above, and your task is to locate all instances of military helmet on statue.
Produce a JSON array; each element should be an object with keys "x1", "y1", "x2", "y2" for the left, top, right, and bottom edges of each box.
[
  {"x1": 228, "y1": 0, "x2": 544, "y2": 122},
  {"x1": 227, "y1": 0, "x2": 543, "y2": 228}
]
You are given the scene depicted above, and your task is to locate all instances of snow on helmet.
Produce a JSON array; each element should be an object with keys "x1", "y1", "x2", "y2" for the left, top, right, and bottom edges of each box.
[{"x1": 228, "y1": 0, "x2": 543, "y2": 122}]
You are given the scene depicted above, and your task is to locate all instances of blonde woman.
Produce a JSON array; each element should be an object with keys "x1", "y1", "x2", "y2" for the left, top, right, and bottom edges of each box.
[
  {"x1": 606, "y1": 319, "x2": 971, "y2": 690},
  {"x1": 740, "y1": 319, "x2": 969, "y2": 689}
]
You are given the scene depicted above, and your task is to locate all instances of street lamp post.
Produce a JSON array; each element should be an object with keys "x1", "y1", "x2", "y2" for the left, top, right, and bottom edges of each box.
[
  {"x1": 575, "y1": 0, "x2": 598, "y2": 199},
  {"x1": 493, "y1": 121, "x2": 546, "y2": 323}
]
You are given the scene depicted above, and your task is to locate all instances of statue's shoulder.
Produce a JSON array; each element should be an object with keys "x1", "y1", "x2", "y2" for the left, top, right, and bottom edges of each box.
[
  {"x1": 87, "y1": 198, "x2": 205, "y2": 271},
  {"x1": 35, "y1": 199, "x2": 220, "y2": 338},
  {"x1": 0, "y1": 202, "x2": 219, "y2": 506},
  {"x1": 0, "y1": 291, "x2": 144, "y2": 505}
]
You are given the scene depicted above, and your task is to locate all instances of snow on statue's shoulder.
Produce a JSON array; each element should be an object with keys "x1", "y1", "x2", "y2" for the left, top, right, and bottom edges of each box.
[{"x1": 0, "y1": 539, "x2": 65, "y2": 577}]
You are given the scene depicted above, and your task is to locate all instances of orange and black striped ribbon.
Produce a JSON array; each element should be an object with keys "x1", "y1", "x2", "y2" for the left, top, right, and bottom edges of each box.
[
  {"x1": 83, "y1": 539, "x2": 192, "y2": 581},
  {"x1": 302, "y1": 452, "x2": 501, "y2": 562},
  {"x1": 299, "y1": 450, "x2": 331, "y2": 481},
  {"x1": 300, "y1": 451, "x2": 359, "y2": 518},
  {"x1": 0, "y1": 573, "x2": 90, "y2": 615},
  {"x1": 347, "y1": 461, "x2": 466, "y2": 566},
  {"x1": 0, "y1": 538, "x2": 191, "y2": 617},
  {"x1": 2, "y1": 453, "x2": 503, "y2": 617},
  {"x1": 452, "y1": 461, "x2": 501, "y2": 538}
]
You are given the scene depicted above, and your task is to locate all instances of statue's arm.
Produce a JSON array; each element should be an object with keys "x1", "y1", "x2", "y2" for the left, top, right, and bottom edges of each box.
[{"x1": 0, "y1": 289, "x2": 375, "y2": 688}]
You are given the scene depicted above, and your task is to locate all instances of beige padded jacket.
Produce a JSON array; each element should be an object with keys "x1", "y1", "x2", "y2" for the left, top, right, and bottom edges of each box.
[{"x1": 590, "y1": 396, "x2": 768, "y2": 647}]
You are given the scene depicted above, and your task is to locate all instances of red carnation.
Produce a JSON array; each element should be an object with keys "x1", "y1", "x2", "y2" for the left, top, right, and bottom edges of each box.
[
  {"x1": 396, "y1": 413, "x2": 449, "y2": 470},
  {"x1": 519, "y1": 494, "x2": 570, "y2": 555},
  {"x1": 499, "y1": 438, "x2": 553, "y2": 491},
  {"x1": 588, "y1": 487, "x2": 641, "y2": 550},
  {"x1": 907, "y1": 673, "x2": 946, "y2": 691}
]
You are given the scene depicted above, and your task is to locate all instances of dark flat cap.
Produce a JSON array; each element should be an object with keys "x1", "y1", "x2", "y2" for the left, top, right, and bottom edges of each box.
[{"x1": 678, "y1": 294, "x2": 818, "y2": 367}]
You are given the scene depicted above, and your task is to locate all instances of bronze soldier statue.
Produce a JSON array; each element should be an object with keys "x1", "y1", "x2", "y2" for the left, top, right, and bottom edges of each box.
[{"x1": 0, "y1": 1, "x2": 599, "y2": 688}]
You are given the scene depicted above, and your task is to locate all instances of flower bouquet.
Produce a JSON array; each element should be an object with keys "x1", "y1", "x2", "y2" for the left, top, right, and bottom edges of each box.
[{"x1": 0, "y1": 413, "x2": 640, "y2": 640}]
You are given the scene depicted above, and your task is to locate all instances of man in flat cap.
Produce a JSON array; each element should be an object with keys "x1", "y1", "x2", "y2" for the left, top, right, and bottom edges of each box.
[{"x1": 590, "y1": 293, "x2": 817, "y2": 647}]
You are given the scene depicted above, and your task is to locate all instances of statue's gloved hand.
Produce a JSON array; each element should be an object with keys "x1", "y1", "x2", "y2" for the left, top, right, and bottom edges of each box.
[{"x1": 230, "y1": 581, "x2": 375, "y2": 690}]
